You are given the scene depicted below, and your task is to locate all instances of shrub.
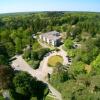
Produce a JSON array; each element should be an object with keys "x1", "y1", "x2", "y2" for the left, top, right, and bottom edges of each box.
[{"x1": 32, "y1": 61, "x2": 40, "y2": 69}]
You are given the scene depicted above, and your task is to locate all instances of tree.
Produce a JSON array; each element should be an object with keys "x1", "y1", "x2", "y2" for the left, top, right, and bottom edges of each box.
[
  {"x1": 34, "y1": 80, "x2": 49, "y2": 100},
  {"x1": 0, "y1": 44, "x2": 9, "y2": 65},
  {"x1": 15, "y1": 37, "x2": 22, "y2": 54},
  {"x1": 0, "y1": 96, "x2": 4, "y2": 100},
  {"x1": 23, "y1": 49, "x2": 31, "y2": 59},
  {"x1": 79, "y1": 39, "x2": 99, "y2": 64},
  {"x1": 13, "y1": 72, "x2": 36, "y2": 96},
  {"x1": 0, "y1": 65, "x2": 14, "y2": 89},
  {"x1": 13, "y1": 71, "x2": 49, "y2": 100},
  {"x1": 71, "y1": 27, "x2": 81, "y2": 39},
  {"x1": 32, "y1": 48, "x2": 50, "y2": 60},
  {"x1": 55, "y1": 63, "x2": 69, "y2": 82},
  {"x1": 71, "y1": 61, "x2": 85, "y2": 75},
  {"x1": 64, "y1": 38, "x2": 73, "y2": 49},
  {"x1": 4, "y1": 42, "x2": 15, "y2": 57},
  {"x1": 0, "y1": 30, "x2": 10, "y2": 41},
  {"x1": 91, "y1": 54, "x2": 100, "y2": 74},
  {"x1": 38, "y1": 49, "x2": 46, "y2": 60},
  {"x1": 71, "y1": 16, "x2": 79, "y2": 25},
  {"x1": 0, "y1": 55, "x2": 8, "y2": 65},
  {"x1": 95, "y1": 35, "x2": 100, "y2": 48},
  {"x1": 32, "y1": 51, "x2": 38, "y2": 60},
  {"x1": 32, "y1": 61, "x2": 40, "y2": 69},
  {"x1": 67, "y1": 49, "x2": 76, "y2": 57}
]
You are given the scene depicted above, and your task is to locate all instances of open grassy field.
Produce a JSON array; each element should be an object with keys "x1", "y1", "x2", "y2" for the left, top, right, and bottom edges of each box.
[{"x1": 48, "y1": 55, "x2": 63, "y2": 67}]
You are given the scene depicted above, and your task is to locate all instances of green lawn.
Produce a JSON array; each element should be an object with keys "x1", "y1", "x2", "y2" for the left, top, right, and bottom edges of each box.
[{"x1": 48, "y1": 55, "x2": 63, "y2": 67}]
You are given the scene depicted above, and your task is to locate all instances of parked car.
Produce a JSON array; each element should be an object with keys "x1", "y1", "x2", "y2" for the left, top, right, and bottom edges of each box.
[
  {"x1": 66, "y1": 55, "x2": 69, "y2": 58},
  {"x1": 68, "y1": 59, "x2": 72, "y2": 62},
  {"x1": 68, "y1": 57, "x2": 72, "y2": 62}
]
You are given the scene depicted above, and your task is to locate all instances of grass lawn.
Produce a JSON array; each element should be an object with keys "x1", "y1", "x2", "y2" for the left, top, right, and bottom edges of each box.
[{"x1": 48, "y1": 55, "x2": 63, "y2": 67}]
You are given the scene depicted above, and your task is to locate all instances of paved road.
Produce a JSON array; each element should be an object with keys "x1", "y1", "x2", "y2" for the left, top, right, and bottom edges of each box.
[
  {"x1": 47, "y1": 82, "x2": 62, "y2": 100},
  {"x1": 11, "y1": 55, "x2": 62, "y2": 100},
  {"x1": 11, "y1": 55, "x2": 45, "y2": 81},
  {"x1": 2, "y1": 90, "x2": 10, "y2": 100}
]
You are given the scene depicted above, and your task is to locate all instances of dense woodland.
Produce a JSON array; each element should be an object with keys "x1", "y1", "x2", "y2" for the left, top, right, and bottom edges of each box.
[{"x1": 0, "y1": 12, "x2": 100, "y2": 100}]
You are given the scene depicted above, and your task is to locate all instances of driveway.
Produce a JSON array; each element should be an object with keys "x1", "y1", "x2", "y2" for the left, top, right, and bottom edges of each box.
[
  {"x1": 11, "y1": 45, "x2": 69, "y2": 100},
  {"x1": 11, "y1": 55, "x2": 45, "y2": 81},
  {"x1": 11, "y1": 55, "x2": 62, "y2": 100},
  {"x1": 36, "y1": 49, "x2": 69, "y2": 79}
]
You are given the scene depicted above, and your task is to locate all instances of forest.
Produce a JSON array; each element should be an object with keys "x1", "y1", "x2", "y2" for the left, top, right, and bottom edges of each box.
[{"x1": 0, "y1": 11, "x2": 100, "y2": 100}]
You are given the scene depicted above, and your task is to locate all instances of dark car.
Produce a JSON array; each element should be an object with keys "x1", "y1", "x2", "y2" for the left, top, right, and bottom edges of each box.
[{"x1": 68, "y1": 58, "x2": 72, "y2": 62}]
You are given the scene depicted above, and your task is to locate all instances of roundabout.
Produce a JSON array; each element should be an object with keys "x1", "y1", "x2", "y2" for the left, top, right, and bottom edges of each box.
[{"x1": 48, "y1": 55, "x2": 63, "y2": 67}]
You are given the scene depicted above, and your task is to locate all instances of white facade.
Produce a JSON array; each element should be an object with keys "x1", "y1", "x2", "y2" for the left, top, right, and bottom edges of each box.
[
  {"x1": 47, "y1": 38, "x2": 49, "y2": 44},
  {"x1": 39, "y1": 31, "x2": 61, "y2": 46}
]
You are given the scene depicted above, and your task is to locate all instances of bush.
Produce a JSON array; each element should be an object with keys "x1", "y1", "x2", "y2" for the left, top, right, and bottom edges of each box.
[
  {"x1": 30, "y1": 97, "x2": 37, "y2": 100},
  {"x1": 38, "y1": 48, "x2": 50, "y2": 60},
  {"x1": 27, "y1": 60, "x2": 40, "y2": 69},
  {"x1": 64, "y1": 38, "x2": 74, "y2": 49},
  {"x1": 55, "y1": 48, "x2": 60, "y2": 52},
  {"x1": 23, "y1": 50, "x2": 31, "y2": 59},
  {"x1": 28, "y1": 60, "x2": 34, "y2": 66},
  {"x1": 0, "y1": 95, "x2": 4, "y2": 100},
  {"x1": 32, "y1": 61, "x2": 40, "y2": 69},
  {"x1": 71, "y1": 61, "x2": 85, "y2": 75},
  {"x1": 12, "y1": 71, "x2": 49, "y2": 99},
  {"x1": 32, "y1": 48, "x2": 50, "y2": 60},
  {"x1": 67, "y1": 49, "x2": 76, "y2": 57}
]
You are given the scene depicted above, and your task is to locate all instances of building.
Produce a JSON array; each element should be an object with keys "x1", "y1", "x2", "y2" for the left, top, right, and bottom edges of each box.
[{"x1": 39, "y1": 31, "x2": 61, "y2": 46}]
